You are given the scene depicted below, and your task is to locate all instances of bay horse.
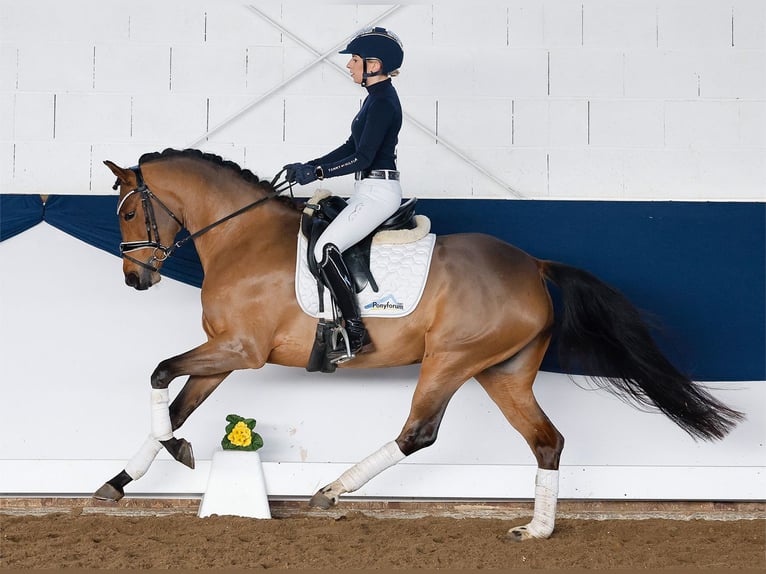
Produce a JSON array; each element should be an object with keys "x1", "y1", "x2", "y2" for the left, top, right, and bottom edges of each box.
[{"x1": 97, "y1": 148, "x2": 742, "y2": 540}]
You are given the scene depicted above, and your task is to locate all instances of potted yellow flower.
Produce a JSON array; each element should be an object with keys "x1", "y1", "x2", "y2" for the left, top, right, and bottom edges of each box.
[{"x1": 221, "y1": 414, "x2": 263, "y2": 451}]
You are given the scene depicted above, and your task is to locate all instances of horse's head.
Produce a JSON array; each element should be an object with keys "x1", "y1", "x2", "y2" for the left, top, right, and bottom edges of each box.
[{"x1": 105, "y1": 160, "x2": 183, "y2": 291}]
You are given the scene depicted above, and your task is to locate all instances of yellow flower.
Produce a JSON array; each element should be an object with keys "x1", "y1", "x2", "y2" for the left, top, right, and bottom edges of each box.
[{"x1": 227, "y1": 421, "x2": 252, "y2": 447}]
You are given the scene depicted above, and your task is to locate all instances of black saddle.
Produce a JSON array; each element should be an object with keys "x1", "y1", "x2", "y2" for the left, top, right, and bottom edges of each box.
[{"x1": 300, "y1": 196, "x2": 419, "y2": 293}]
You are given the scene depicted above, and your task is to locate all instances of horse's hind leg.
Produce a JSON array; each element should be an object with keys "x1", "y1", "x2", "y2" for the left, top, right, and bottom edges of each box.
[
  {"x1": 93, "y1": 372, "x2": 230, "y2": 502},
  {"x1": 309, "y1": 355, "x2": 469, "y2": 509},
  {"x1": 474, "y1": 334, "x2": 564, "y2": 541}
]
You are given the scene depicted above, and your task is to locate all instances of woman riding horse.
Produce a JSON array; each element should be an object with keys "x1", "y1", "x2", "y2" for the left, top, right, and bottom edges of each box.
[{"x1": 284, "y1": 27, "x2": 405, "y2": 364}]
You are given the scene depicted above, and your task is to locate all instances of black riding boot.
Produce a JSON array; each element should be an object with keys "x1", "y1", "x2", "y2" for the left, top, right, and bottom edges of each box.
[{"x1": 319, "y1": 244, "x2": 372, "y2": 362}]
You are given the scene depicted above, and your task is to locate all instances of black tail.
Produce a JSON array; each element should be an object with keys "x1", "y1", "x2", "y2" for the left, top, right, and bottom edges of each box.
[{"x1": 542, "y1": 261, "x2": 743, "y2": 441}]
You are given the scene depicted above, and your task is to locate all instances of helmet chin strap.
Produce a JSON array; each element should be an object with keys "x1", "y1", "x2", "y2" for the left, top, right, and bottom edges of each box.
[{"x1": 361, "y1": 59, "x2": 382, "y2": 87}]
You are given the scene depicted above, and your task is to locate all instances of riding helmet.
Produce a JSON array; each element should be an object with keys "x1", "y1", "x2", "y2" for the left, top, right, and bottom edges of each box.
[{"x1": 339, "y1": 27, "x2": 404, "y2": 74}]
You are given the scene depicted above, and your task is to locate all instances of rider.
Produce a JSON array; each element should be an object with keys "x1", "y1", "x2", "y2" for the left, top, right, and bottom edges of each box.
[{"x1": 284, "y1": 27, "x2": 404, "y2": 363}]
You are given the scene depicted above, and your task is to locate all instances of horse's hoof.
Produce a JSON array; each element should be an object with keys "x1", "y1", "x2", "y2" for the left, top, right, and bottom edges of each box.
[
  {"x1": 161, "y1": 437, "x2": 195, "y2": 469},
  {"x1": 506, "y1": 526, "x2": 531, "y2": 542},
  {"x1": 93, "y1": 482, "x2": 124, "y2": 502},
  {"x1": 308, "y1": 491, "x2": 336, "y2": 510}
]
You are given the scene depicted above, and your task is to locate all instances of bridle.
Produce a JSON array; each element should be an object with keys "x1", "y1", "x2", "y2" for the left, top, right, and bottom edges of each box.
[{"x1": 115, "y1": 165, "x2": 291, "y2": 273}]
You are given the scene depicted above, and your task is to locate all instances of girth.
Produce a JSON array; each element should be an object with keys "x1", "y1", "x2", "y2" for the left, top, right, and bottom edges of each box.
[{"x1": 300, "y1": 195, "x2": 419, "y2": 293}]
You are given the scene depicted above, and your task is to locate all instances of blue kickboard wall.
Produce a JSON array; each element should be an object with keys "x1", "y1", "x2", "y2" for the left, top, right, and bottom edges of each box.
[{"x1": 1, "y1": 194, "x2": 763, "y2": 381}]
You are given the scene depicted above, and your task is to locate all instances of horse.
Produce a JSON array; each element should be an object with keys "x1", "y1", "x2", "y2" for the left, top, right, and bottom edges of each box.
[{"x1": 96, "y1": 148, "x2": 743, "y2": 540}]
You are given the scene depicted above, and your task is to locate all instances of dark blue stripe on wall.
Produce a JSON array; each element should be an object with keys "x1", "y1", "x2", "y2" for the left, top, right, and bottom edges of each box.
[
  {"x1": 418, "y1": 200, "x2": 765, "y2": 382},
  {"x1": 1, "y1": 195, "x2": 763, "y2": 381}
]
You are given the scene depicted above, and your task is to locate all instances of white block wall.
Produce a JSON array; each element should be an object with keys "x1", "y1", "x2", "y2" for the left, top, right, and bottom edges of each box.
[{"x1": 1, "y1": 0, "x2": 764, "y2": 199}]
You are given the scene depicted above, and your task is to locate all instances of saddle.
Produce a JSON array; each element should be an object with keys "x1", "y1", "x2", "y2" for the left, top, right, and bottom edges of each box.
[
  {"x1": 299, "y1": 190, "x2": 423, "y2": 374},
  {"x1": 300, "y1": 191, "x2": 419, "y2": 292}
]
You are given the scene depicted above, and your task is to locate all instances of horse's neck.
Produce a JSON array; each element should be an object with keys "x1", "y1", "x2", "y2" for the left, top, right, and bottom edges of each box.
[{"x1": 180, "y1": 180, "x2": 297, "y2": 265}]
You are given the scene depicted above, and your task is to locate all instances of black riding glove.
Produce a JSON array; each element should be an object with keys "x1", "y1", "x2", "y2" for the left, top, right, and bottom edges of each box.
[{"x1": 294, "y1": 163, "x2": 318, "y2": 185}]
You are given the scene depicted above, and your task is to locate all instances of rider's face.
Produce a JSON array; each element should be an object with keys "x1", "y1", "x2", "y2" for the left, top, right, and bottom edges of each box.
[{"x1": 347, "y1": 55, "x2": 381, "y2": 85}]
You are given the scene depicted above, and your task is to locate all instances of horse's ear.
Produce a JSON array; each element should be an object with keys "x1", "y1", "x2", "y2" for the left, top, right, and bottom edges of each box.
[{"x1": 104, "y1": 160, "x2": 136, "y2": 188}]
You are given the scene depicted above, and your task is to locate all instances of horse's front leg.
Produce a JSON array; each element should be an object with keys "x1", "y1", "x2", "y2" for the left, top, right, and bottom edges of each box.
[
  {"x1": 94, "y1": 372, "x2": 231, "y2": 502},
  {"x1": 94, "y1": 340, "x2": 257, "y2": 502}
]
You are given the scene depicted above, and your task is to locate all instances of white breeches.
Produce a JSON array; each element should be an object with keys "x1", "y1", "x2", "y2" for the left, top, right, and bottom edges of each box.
[{"x1": 313, "y1": 178, "x2": 402, "y2": 262}]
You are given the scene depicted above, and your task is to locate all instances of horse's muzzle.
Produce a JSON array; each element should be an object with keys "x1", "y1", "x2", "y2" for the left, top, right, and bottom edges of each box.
[{"x1": 125, "y1": 271, "x2": 155, "y2": 291}]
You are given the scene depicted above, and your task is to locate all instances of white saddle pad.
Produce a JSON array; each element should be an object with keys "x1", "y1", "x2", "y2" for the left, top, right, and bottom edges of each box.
[{"x1": 295, "y1": 231, "x2": 437, "y2": 319}]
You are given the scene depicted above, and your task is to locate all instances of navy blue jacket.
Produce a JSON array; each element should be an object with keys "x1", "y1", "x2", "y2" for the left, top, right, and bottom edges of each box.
[{"x1": 311, "y1": 79, "x2": 402, "y2": 178}]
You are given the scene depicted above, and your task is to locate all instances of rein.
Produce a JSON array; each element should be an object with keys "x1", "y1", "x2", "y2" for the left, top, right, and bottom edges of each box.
[{"x1": 116, "y1": 166, "x2": 291, "y2": 272}]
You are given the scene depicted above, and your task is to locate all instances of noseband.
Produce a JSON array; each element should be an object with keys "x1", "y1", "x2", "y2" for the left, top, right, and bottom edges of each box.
[
  {"x1": 115, "y1": 166, "x2": 290, "y2": 273},
  {"x1": 115, "y1": 167, "x2": 183, "y2": 273}
]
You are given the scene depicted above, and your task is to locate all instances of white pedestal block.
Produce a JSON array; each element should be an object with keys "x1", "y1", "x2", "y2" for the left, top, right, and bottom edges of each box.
[{"x1": 198, "y1": 450, "x2": 271, "y2": 519}]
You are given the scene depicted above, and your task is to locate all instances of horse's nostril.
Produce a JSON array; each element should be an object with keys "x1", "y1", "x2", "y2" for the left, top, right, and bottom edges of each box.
[{"x1": 125, "y1": 272, "x2": 140, "y2": 288}]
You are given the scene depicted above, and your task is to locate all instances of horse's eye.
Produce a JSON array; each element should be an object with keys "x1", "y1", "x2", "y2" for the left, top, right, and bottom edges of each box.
[{"x1": 124, "y1": 211, "x2": 136, "y2": 221}]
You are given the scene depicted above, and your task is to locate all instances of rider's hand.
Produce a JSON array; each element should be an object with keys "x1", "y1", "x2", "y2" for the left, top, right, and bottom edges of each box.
[
  {"x1": 294, "y1": 163, "x2": 318, "y2": 185},
  {"x1": 283, "y1": 163, "x2": 303, "y2": 183}
]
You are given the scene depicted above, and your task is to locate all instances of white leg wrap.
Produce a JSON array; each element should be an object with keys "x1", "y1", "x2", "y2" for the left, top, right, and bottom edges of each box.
[
  {"x1": 150, "y1": 388, "x2": 173, "y2": 441},
  {"x1": 338, "y1": 441, "x2": 406, "y2": 493},
  {"x1": 124, "y1": 434, "x2": 163, "y2": 480},
  {"x1": 525, "y1": 468, "x2": 559, "y2": 538}
]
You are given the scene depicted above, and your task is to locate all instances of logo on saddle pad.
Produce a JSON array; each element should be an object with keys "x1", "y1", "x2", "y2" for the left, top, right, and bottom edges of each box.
[
  {"x1": 295, "y1": 233, "x2": 436, "y2": 319},
  {"x1": 364, "y1": 294, "x2": 405, "y2": 312}
]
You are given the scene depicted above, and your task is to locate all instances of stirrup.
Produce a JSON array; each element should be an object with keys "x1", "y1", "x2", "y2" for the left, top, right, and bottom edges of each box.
[{"x1": 329, "y1": 325, "x2": 355, "y2": 364}]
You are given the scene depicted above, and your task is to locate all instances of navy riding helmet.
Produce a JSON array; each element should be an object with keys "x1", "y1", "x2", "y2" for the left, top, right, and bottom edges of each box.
[{"x1": 340, "y1": 27, "x2": 404, "y2": 83}]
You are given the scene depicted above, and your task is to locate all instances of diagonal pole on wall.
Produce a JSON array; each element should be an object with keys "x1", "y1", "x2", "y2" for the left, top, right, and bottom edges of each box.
[
  {"x1": 185, "y1": 5, "x2": 401, "y2": 148},
  {"x1": 246, "y1": 4, "x2": 523, "y2": 198}
]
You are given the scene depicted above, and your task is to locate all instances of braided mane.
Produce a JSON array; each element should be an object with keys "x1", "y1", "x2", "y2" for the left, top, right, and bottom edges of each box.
[{"x1": 138, "y1": 148, "x2": 301, "y2": 211}]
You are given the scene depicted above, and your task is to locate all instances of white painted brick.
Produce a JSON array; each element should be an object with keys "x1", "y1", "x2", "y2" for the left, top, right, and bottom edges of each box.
[
  {"x1": 12, "y1": 93, "x2": 55, "y2": 141},
  {"x1": 131, "y1": 94, "x2": 208, "y2": 145},
  {"x1": 437, "y1": 98, "x2": 513, "y2": 148},
  {"x1": 0, "y1": 45, "x2": 18, "y2": 91},
  {"x1": 513, "y1": 99, "x2": 588, "y2": 147},
  {"x1": 477, "y1": 147, "x2": 548, "y2": 198},
  {"x1": 583, "y1": 0, "x2": 657, "y2": 48},
  {"x1": 13, "y1": 141, "x2": 91, "y2": 194},
  {"x1": 397, "y1": 143, "x2": 474, "y2": 197},
  {"x1": 205, "y1": 95, "x2": 284, "y2": 146},
  {"x1": 94, "y1": 44, "x2": 171, "y2": 93},
  {"x1": 699, "y1": 50, "x2": 766, "y2": 99},
  {"x1": 55, "y1": 94, "x2": 132, "y2": 143},
  {"x1": 0, "y1": 0, "x2": 130, "y2": 44},
  {"x1": 507, "y1": 1, "x2": 545, "y2": 47},
  {"x1": 395, "y1": 47, "x2": 474, "y2": 98},
  {"x1": 127, "y1": 2, "x2": 206, "y2": 44},
  {"x1": 280, "y1": 46, "x2": 352, "y2": 97},
  {"x1": 548, "y1": 149, "x2": 625, "y2": 198},
  {"x1": 17, "y1": 43, "x2": 94, "y2": 92},
  {"x1": 624, "y1": 149, "x2": 766, "y2": 200},
  {"x1": 473, "y1": 49, "x2": 549, "y2": 97},
  {"x1": 733, "y1": 0, "x2": 766, "y2": 48},
  {"x1": 171, "y1": 45, "x2": 247, "y2": 94},
  {"x1": 738, "y1": 101, "x2": 766, "y2": 148},
  {"x1": 543, "y1": 0, "x2": 583, "y2": 46},
  {"x1": 695, "y1": 150, "x2": 766, "y2": 200},
  {"x1": 624, "y1": 50, "x2": 699, "y2": 98},
  {"x1": 0, "y1": 94, "x2": 14, "y2": 140},
  {"x1": 0, "y1": 142, "x2": 13, "y2": 190},
  {"x1": 400, "y1": 98, "x2": 438, "y2": 147},
  {"x1": 589, "y1": 100, "x2": 665, "y2": 148},
  {"x1": 278, "y1": 3, "x2": 362, "y2": 54},
  {"x1": 550, "y1": 49, "x2": 624, "y2": 97},
  {"x1": 284, "y1": 95, "x2": 360, "y2": 147},
  {"x1": 658, "y1": 0, "x2": 732, "y2": 49},
  {"x1": 623, "y1": 149, "x2": 697, "y2": 199},
  {"x1": 433, "y1": 2, "x2": 509, "y2": 47},
  {"x1": 664, "y1": 101, "x2": 740, "y2": 149},
  {"x1": 376, "y1": 4, "x2": 433, "y2": 48},
  {"x1": 242, "y1": 143, "x2": 290, "y2": 182},
  {"x1": 246, "y1": 46, "x2": 286, "y2": 94},
  {"x1": 204, "y1": 3, "x2": 282, "y2": 46}
]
